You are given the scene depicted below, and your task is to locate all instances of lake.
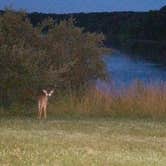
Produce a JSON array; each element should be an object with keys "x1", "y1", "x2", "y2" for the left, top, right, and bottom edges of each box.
[{"x1": 97, "y1": 51, "x2": 166, "y2": 90}]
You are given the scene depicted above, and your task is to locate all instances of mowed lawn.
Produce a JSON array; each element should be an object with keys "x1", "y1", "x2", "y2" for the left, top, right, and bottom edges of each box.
[{"x1": 0, "y1": 117, "x2": 166, "y2": 166}]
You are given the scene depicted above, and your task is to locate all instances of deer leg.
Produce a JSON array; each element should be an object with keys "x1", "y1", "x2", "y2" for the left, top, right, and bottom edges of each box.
[
  {"x1": 39, "y1": 108, "x2": 43, "y2": 119},
  {"x1": 38, "y1": 105, "x2": 40, "y2": 119},
  {"x1": 38, "y1": 103, "x2": 42, "y2": 120},
  {"x1": 44, "y1": 106, "x2": 47, "y2": 119}
]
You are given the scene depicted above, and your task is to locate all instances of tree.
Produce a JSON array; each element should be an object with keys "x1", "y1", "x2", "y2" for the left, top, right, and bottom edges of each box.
[{"x1": 0, "y1": 10, "x2": 107, "y2": 106}]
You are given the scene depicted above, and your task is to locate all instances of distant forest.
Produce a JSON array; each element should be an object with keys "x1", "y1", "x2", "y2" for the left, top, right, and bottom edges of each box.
[{"x1": 1, "y1": 6, "x2": 166, "y2": 63}]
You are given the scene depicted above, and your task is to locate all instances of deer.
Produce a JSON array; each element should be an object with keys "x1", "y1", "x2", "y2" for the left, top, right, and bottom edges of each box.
[{"x1": 38, "y1": 89, "x2": 54, "y2": 119}]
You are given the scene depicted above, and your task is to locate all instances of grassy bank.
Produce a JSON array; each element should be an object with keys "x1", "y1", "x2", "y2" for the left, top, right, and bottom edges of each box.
[
  {"x1": 1, "y1": 83, "x2": 166, "y2": 120},
  {"x1": 0, "y1": 117, "x2": 165, "y2": 166},
  {"x1": 49, "y1": 83, "x2": 166, "y2": 120},
  {"x1": 0, "y1": 84, "x2": 166, "y2": 165}
]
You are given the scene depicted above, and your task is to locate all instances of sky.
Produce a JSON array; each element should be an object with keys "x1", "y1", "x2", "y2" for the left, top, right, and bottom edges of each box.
[{"x1": 0, "y1": 0, "x2": 166, "y2": 13}]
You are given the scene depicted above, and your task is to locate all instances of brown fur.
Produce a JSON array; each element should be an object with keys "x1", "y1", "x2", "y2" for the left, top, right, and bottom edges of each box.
[{"x1": 38, "y1": 90, "x2": 54, "y2": 119}]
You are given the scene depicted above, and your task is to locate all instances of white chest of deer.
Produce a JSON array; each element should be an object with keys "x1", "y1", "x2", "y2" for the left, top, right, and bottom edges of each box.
[{"x1": 38, "y1": 90, "x2": 54, "y2": 119}]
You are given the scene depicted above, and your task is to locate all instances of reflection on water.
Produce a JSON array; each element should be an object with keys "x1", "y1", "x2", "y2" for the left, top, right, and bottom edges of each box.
[{"x1": 98, "y1": 51, "x2": 166, "y2": 90}]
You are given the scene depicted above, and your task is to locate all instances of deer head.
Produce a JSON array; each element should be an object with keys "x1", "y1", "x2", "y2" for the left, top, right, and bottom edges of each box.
[{"x1": 42, "y1": 89, "x2": 54, "y2": 97}]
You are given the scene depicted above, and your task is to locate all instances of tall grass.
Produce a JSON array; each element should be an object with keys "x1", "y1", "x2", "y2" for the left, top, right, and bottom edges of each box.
[
  {"x1": 47, "y1": 82, "x2": 166, "y2": 120},
  {"x1": 109, "y1": 82, "x2": 166, "y2": 119},
  {"x1": 1, "y1": 82, "x2": 166, "y2": 120}
]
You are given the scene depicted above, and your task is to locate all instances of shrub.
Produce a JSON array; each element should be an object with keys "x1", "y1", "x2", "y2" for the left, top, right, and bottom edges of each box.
[{"x1": 0, "y1": 10, "x2": 107, "y2": 106}]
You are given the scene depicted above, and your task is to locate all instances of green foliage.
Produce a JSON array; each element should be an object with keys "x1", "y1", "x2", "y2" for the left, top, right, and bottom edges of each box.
[{"x1": 0, "y1": 10, "x2": 107, "y2": 106}]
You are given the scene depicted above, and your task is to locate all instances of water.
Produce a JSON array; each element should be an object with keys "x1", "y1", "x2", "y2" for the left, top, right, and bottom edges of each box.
[{"x1": 98, "y1": 51, "x2": 166, "y2": 90}]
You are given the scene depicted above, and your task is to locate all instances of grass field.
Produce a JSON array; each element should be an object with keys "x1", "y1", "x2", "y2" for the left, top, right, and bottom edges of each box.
[{"x1": 0, "y1": 117, "x2": 165, "y2": 166}]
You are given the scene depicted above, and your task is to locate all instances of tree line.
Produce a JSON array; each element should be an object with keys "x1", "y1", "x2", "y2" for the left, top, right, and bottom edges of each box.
[
  {"x1": 21, "y1": 6, "x2": 165, "y2": 43},
  {"x1": 22, "y1": 6, "x2": 166, "y2": 63}
]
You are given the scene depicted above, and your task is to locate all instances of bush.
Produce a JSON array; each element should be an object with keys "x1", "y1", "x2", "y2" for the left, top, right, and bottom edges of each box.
[{"x1": 0, "y1": 10, "x2": 107, "y2": 106}]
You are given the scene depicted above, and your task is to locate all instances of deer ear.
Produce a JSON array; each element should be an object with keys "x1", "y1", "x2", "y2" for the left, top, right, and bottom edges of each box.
[
  {"x1": 49, "y1": 90, "x2": 54, "y2": 96},
  {"x1": 42, "y1": 89, "x2": 47, "y2": 95}
]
